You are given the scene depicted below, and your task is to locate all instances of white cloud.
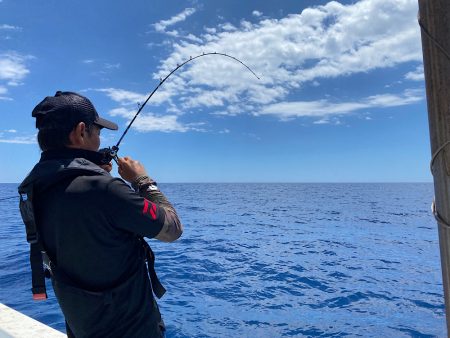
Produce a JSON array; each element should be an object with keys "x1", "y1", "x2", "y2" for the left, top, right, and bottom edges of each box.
[
  {"x1": 313, "y1": 118, "x2": 331, "y2": 124},
  {"x1": 147, "y1": 41, "x2": 171, "y2": 48},
  {"x1": 133, "y1": 114, "x2": 191, "y2": 133},
  {"x1": 257, "y1": 89, "x2": 423, "y2": 120},
  {"x1": 184, "y1": 34, "x2": 203, "y2": 43},
  {"x1": 97, "y1": 86, "x2": 175, "y2": 106},
  {"x1": 0, "y1": 24, "x2": 21, "y2": 31},
  {"x1": 109, "y1": 107, "x2": 136, "y2": 119},
  {"x1": 104, "y1": 63, "x2": 120, "y2": 70},
  {"x1": 164, "y1": 30, "x2": 178, "y2": 37},
  {"x1": 204, "y1": 27, "x2": 216, "y2": 34},
  {"x1": 82, "y1": 59, "x2": 95, "y2": 64},
  {"x1": 181, "y1": 89, "x2": 232, "y2": 108},
  {"x1": 0, "y1": 24, "x2": 21, "y2": 43},
  {"x1": 153, "y1": 8, "x2": 196, "y2": 33},
  {"x1": 97, "y1": 88, "x2": 147, "y2": 105},
  {"x1": 152, "y1": 8, "x2": 202, "y2": 42},
  {"x1": 219, "y1": 23, "x2": 236, "y2": 32},
  {"x1": 0, "y1": 134, "x2": 36, "y2": 144},
  {"x1": 107, "y1": 103, "x2": 203, "y2": 133},
  {"x1": 405, "y1": 65, "x2": 424, "y2": 81},
  {"x1": 0, "y1": 52, "x2": 31, "y2": 86},
  {"x1": 252, "y1": 10, "x2": 263, "y2": 17},
  {"x1": 240, "y1": 20, "x2": 253, "y2": 30},
  {"x1": 149, "y1": 0, "x2": 421, "y2": 117},
  {"x1": 108, "y1": 106, "x2": 194, "y2": 133},
  {"x1": 104, "y1": 0, "x2": 423, "y2": 132}
]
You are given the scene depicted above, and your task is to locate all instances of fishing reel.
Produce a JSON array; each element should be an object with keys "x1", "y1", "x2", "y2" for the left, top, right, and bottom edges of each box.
[{"x1": 98, "y1": 146, "x2": 119, "y2": 165}]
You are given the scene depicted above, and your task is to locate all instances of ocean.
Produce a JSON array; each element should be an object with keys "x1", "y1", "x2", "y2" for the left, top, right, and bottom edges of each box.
[{"x1": 0, "y1": 183, "x2": 446, "y2": 337}]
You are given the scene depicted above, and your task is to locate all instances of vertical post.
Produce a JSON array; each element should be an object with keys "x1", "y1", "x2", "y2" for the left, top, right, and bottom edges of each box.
[{"x1": 419, "y1": 0, "x2": 450, "y2": 334}]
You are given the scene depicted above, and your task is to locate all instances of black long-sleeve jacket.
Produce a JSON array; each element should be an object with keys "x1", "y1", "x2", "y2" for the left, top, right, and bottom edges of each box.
[{"x1": 18, "y1": 148, "x2": 183, "y2": 338}]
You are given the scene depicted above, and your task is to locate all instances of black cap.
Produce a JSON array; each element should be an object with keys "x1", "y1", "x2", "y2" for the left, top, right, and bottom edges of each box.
[{"x1": 32, "y1": 91, "x2": 118, "y2": 130}]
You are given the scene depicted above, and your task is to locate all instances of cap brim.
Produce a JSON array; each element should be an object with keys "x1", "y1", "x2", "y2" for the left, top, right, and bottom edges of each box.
[{"x1": 94, "y1": 116, "x2": 118, "y2": 130}]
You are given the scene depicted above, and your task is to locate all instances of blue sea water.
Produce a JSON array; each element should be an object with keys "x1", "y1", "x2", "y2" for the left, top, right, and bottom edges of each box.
[{"x1": 0, "y1": 183, "x2": 446, "y2": 337}]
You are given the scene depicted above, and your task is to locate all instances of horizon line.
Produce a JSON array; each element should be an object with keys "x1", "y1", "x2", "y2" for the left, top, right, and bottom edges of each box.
[{"x1": 0, "y1": 181, "x2": 434, "y2": 184}]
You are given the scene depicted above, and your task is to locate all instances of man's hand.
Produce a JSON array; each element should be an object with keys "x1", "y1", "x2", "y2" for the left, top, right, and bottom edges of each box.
[
  {"x1": 99, "y1": 162, "x2": 113, "y2": 173},
  {"x1": 118, "y1": 156, "x2": 148, "y2": 183}
]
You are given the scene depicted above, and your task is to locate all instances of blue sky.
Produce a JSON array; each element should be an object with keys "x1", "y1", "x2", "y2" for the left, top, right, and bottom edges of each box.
[{"x1": 0, "y1": 0, "x2": 430, "y2": 183}]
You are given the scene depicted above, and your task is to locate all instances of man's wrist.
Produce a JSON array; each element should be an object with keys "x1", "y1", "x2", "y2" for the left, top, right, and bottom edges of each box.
[
  {"x1": 132, "y1": 175, "x2": 158, "y2": 192},
  {"x1": 133, "y1": 175, "x2": 149, "y2": 184}
]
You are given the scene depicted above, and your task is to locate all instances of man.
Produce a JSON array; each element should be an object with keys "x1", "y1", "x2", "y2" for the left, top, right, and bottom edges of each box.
[{"x1": 18, "y1": 91, "x2": 183, "y2": 337}]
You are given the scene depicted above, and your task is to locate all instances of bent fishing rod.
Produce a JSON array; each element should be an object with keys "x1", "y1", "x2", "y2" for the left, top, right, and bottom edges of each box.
[
  {"x1": 0, "y1": 54, "x2": 258, "y2": 202},
  {"x1": 99, "y1": 52, "x2": 260, "y2": 164},
  {"x1": 0, "y1": 53, "x2": 258, "y2": 203}
]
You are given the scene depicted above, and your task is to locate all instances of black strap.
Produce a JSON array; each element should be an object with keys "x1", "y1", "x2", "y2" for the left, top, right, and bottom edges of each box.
[
  {"x1": 29, "y1": 243, "x2": 48, "y2": 300},
  {"x1": 19, "y1": 189, "x2": 49, "y2": 300},
  {"x1": 19, "y1": 192, "x2": 39, "y2": 244},
  {"x1": 141, "y1": 239, "x2": 166, "y2": 299}
]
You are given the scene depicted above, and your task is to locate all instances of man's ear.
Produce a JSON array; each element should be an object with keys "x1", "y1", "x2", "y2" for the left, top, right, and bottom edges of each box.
[{"x1": 68, "y1": 122, "x2": 87, "y2": 147}]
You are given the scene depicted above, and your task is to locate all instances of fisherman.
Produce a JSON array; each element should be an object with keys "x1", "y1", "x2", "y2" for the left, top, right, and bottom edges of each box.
[{"x1": 18, "y1": 91, "x2": 183, "y2": 337}]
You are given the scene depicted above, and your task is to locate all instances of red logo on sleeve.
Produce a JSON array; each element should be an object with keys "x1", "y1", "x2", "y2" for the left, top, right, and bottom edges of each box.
[{"x1": 143, "y1": 199, "x2": 158, "y2": 220}]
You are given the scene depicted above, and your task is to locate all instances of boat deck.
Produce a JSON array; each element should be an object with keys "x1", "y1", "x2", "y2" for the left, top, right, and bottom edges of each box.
[{"x1": 0, "y1": 303, "x2": 64, "y2": 338}]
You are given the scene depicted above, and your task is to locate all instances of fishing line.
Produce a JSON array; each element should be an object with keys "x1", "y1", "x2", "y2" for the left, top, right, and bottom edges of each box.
[{"x1": 99, "y1": 52, "x2": 260, "y2": 164}]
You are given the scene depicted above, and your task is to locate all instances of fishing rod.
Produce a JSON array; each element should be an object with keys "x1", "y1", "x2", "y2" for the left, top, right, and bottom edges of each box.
[
  {"x1": 0, "y1": 53, "x2": 259, "y2": 203},
  {"x1": 99, "y1": 52, "x2": 260, "y2": 164}
]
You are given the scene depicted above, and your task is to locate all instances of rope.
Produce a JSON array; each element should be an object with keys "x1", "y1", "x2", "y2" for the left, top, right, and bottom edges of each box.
[
  {"x1": 418, "y1": 16, "x2": 450, "y2": 62},
  {"x1": 429, "y1": 141, "x2": 450, "y2": 230},
  {"x1": 432, "y1": 199, "x2": 450, "y2": 229},
  {"x1": 430, "y1": 140, "x2": 450, "y2": 173}
]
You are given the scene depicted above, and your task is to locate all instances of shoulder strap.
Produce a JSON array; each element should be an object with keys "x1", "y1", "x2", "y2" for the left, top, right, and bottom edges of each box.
[
  {"x1": 140, "y1": 238, "x2": 166, "y2": 299},
  {"x1": 18, "y1": 169, "x2": 102, "y2": 301},
  {"x1": 19, "y1": 187, "x2": 48, "y2": 300}
]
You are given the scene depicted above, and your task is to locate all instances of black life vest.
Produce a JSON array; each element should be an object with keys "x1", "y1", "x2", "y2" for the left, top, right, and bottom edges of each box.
[{"x1": 18, "y1": 167, "x2": 166, "y2": 302}]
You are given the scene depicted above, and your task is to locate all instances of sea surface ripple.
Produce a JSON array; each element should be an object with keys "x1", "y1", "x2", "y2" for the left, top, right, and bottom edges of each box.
[{"x1": 0, "y1": 183, "x2": 445, "y2": 337}]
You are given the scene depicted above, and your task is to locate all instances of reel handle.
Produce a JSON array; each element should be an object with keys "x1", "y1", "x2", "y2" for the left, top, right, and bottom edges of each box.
[{"x1": 99, "y1": 146, "x2": 119, "y2": 165}]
